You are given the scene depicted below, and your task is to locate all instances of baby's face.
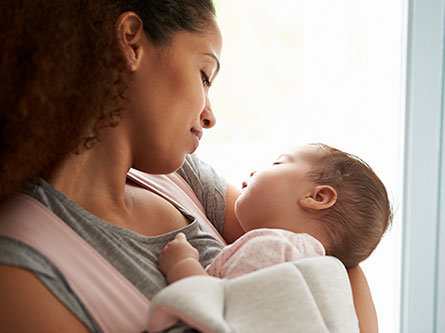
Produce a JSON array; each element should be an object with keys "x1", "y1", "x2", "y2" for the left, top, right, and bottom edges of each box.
[{"x1": 235, "y1": 145, "x2": 322, "y2": 233}]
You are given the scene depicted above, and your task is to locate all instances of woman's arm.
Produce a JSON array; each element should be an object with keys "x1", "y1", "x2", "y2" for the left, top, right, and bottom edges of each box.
[
  {"x1": 222, "y1": 183, "x2": 244, "y2": 244},
  {"x1": 347, "y1": 265, "x2": 378, "y2": 333},
  {"x1": 0, "y1": 265, "x2": 87, "y2": 332}
]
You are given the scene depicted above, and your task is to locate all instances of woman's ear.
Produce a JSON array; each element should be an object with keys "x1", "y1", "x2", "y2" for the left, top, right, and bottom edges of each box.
[
  {"x1": 115, "y1": 12, "x2": 145, "y2": 71},
  {"x1": 299, "y1": 185, "x2": 337, "y2": 211}
]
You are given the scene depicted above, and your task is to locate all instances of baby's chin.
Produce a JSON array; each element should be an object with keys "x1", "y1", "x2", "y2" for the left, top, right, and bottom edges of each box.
[
  {"x1": 233, "y1": 198, "x2": 255, "y2": 233},
  {"x1": 234, "y1": 199, "x2": 241, "y2": 221},
  {"x1": 234, "y1": 199, "x2": 247, "y2": 226}
]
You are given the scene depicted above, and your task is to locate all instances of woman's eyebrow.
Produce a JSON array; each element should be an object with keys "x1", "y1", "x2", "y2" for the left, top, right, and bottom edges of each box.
[{"x1": 202, "y1": 52, "x2": 220, "y2": 75}]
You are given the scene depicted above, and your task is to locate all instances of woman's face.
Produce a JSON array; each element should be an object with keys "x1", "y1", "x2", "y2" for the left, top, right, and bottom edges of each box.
[{"x1": 127, "y1": 20, "x2": 223, "y2": 174}]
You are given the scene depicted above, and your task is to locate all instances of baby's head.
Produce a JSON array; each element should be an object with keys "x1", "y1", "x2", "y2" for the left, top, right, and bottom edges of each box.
[{"x1": 235, "y1": 143, "x2": 392, "y2": 267}]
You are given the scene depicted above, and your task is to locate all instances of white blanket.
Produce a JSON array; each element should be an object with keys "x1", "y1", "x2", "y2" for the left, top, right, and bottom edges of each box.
[{"x1": 147, "y1": 256, "x2": 359, "y2": 332}]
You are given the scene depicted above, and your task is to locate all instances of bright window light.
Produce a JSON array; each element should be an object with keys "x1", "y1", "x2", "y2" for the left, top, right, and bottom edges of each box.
[{"x1": 198, "y1": 1, "x2": 405, "y2": 331}]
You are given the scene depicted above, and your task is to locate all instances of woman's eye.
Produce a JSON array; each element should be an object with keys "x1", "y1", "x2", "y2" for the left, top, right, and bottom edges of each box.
[
  {"x1": 272, "y1": 162, "x2": 282, "y2": 166},
  {"x1": 201, "y1": 71, "x2": 211, "y2": 87}
]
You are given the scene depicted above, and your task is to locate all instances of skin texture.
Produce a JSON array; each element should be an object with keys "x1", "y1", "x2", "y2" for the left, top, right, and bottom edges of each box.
[
  {"x1": 0, "y1": 12, "x2": 223, "y2": 331},
  {"x1": 122, "y1": 12, "x2": 222, "y2": 174},
  {"x1": 0, "y1": 10, "x2": 378, "y2": 332},
  {"x1": 158, "y1": 233, "x2": 208, "y2": 284},
  {"x1": 159, "y1": 145, "x2": 335, "y2": 280},
  {"x1": 0, "y1": 265, "x2": 88, "y2": 332},
  {"x1": 47, "y1": 14, "x2": 223, "y2": 234},
  {"x1": 235, "y1": 145, "x2": 336, "y2": 240},
  {"x1": 159, "y1": 145, "x2": 378, "y2": 332},
  {"x1": 348, "y1": 266, "x2": 379, "y2": 333},
  {"x1": 221, "y1": 183, "x2": 244, "y2": 243}
]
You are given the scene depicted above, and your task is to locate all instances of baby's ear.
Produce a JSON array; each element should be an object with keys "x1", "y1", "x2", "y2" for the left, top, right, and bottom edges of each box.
[{"x1": 299, "y1": 185, "x2": 337, "y2": 211}]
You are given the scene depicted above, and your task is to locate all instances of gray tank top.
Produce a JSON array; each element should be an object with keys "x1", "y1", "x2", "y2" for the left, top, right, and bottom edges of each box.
[{"x1": 0, "y1": 154, "x2": 227, "y2": 332}]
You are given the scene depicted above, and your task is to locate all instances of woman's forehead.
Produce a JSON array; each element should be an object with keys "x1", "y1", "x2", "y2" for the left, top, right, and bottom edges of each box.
[{"x1": 168, "y1": 20, "x2": 222, "y2": 58}]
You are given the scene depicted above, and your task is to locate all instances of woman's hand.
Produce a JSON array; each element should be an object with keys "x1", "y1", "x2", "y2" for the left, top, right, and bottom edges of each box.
[{"x1": 158, "y1": 233, "x2": 208, "y2": 284}]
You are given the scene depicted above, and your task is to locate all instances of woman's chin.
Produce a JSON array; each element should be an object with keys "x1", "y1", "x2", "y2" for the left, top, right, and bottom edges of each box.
[{"x1": 132, "y1": 156, "x2": 185, "y2": 175}]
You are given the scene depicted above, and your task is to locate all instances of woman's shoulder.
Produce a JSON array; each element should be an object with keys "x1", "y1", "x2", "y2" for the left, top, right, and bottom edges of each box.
[
  {"x1": 0, "y1": 236, "x2": 60, "y2": 279},
  {"x1": 177, "y1": 154, "x2": 227, "y2": 233},
  {"x1": 178, "y1": 153, "x2": 226, "y2": 190}
]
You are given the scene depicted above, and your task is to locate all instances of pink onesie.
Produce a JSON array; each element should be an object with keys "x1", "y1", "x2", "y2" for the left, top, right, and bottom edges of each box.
[{"x1": 206, "y1": 228, "x2": 325, "y2": 279}]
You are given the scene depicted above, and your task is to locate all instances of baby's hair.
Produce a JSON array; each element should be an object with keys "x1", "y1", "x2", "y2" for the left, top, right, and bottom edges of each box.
[
  {"x1": 0, "y1": 0, "x2": 216, "y2": 203},
  {"x1": 307, "y1": 143, "x2": 393, "y2": 267}
]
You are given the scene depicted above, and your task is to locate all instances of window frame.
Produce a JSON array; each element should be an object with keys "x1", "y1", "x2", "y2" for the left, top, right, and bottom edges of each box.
[{"x1": 400, "y1": 0, "x2": 445, "y2": 331}]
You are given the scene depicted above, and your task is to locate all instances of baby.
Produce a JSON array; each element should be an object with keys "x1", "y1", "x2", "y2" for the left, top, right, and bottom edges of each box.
[{"x1": 159, "y1": 143, "x2": 393, "y2": 283}]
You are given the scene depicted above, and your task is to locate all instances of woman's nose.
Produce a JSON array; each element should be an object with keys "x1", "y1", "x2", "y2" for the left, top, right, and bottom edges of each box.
[{"x1": 201, "y1": 98, "x2": 216, "y2": 129}]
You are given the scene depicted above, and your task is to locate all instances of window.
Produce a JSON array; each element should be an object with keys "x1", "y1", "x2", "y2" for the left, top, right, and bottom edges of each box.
[{"x1": 198, "y1": 1, "x2": 405, "y2": 331}]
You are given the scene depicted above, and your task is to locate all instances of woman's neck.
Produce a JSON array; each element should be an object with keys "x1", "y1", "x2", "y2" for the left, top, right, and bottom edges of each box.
[{"x1": 47, "y1": 130, "x2": 135, "y2": 224}]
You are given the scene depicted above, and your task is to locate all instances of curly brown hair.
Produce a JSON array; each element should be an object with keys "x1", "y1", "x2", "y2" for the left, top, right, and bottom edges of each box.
[
  {"x1": 0, "y1": 0, "x2": 216, "y2": 203},
  {"x1": 307, "y1": 143, "x2": 393, "y2": 268}
]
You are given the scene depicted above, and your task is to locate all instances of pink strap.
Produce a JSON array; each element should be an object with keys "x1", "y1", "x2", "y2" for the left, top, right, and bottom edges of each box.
[
  {"x1": 127, "y1": 169, "x2": 227, "y2": 246},
  {"x1": 0, "y1": 194, "x2": 149, "y2": 332},
  {"x1": 0, "y1": 170, "x2": 226, "y2": 331}
]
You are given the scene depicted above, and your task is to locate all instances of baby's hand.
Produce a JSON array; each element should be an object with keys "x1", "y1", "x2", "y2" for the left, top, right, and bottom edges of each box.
[{"x1": 158, "y1": 233, "x2": 200, "y2": 276}]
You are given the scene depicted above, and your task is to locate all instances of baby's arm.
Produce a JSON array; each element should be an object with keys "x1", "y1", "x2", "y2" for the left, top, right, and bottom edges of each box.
[{"x1": 158, "y1": 233, "x2": 208, "y2": 284}]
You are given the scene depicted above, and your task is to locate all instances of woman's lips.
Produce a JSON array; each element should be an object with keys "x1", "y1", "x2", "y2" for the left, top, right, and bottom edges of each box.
[
  {"x1": 191, "y1": 128, "x2": 203, "y2": 141},
  {"x1": 190, "y1": 129, "x2": 203, "y2": 152}
]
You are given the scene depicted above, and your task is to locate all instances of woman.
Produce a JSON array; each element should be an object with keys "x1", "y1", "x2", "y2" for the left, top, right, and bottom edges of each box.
[{"x1": 0, "y1": 1, "x2": 377, "y2": 331}]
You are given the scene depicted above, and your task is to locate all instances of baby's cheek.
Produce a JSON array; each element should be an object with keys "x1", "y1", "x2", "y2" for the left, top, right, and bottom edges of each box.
[{"x1": 234, "y1": 196, "x2": 257, "y2": 232}]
